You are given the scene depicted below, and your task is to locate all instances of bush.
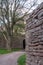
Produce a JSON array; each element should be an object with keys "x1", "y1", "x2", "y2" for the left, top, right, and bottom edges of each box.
[{"x1": 17, "y1": 54, "x2": 26, "y2": 65}]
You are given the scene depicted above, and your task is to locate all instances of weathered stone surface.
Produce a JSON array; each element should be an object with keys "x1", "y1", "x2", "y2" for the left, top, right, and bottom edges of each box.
[
  {"x1": 0, "y1": 35, "x2": 24, "y2": 49},
  {"x1": 26, "y1": 2, "x2": 43, "y2": 65}
]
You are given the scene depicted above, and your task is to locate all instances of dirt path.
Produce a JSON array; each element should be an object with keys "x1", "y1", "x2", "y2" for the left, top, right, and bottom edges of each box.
[{"x1": 0, "y1": 51, "x2": 25, "y2": 65}]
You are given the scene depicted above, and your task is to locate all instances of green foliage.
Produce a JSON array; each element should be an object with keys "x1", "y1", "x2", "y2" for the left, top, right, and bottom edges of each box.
[
  {"x1": 13, "y1": 23, "x2": 25, "y2": 35},
  {"x1": 0, "y1": 31, "x2": 2, "y2": 36},
  {"x1": 16, "y1": 24, "x2": 25, "y2": 28},
  {"x1": 17, "y1": 54, "x2": 26, "y2": 65}
]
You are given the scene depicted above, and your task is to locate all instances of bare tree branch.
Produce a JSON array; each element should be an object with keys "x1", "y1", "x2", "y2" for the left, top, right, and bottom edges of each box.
[{"x1": 0, "y1": 0, "x2": 38, "y2": 50}]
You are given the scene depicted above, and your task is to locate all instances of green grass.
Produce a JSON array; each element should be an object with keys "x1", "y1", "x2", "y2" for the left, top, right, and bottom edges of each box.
[
  {"x1": 0, "y1": 48, "x2": 21, "y2": 54},
  {"x1": 17, "y1": 54, "x2": 26, "y2": 65},
  {"x1": 11, "y1": 48, "x2": 21, "y2": 51},
  {"x1": 0, "y1": 49, "x2": 11, "y2": 54}
]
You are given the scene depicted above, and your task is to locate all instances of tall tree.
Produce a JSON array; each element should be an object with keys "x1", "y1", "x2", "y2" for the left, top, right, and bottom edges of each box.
[{"x1": 0, "y1": 0, "x2": 37, "y2": 50}]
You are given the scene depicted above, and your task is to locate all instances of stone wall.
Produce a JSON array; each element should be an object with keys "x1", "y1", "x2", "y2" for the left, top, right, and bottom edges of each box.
[
  {"x1": 26, "y1": 2, "x2": 43, "y2": 65},
  {"x1": 0, "y1": 34, "x2": 6, "y2": 49},
  {"x1": 0, "y1": 35, "x2": 24, "y2": 49},
  {"x1": 11, "y1": 36, "x2": 24, "y2": 49}
]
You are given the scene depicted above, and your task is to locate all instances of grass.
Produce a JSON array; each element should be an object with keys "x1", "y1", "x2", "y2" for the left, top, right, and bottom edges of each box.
[
  {"x1": 0, "y1": 49, "x2": 11, "y2": 54},
  {"x1": 17, "y1": 54, "x2": 26, "y2": 65},
  {"x1": 11, "y1": 48, "x2": 21, "y2": 51},
  {"x1": 0, "y1": 48, "x2": 21, "y2": 54}
]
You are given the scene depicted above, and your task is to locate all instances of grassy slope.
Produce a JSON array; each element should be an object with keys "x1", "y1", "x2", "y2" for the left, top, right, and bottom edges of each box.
[{"x1": 17, "y1": 54, "x2": 26, "y2": 65}]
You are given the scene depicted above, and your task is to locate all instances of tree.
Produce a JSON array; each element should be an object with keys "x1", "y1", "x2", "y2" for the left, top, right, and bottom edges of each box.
[
  {"x1": 0, "y1": 0, "x2": 37, "y2": 50},
  {"x1": 13, "y1": 21, "x2": 25, "y2": 35}
]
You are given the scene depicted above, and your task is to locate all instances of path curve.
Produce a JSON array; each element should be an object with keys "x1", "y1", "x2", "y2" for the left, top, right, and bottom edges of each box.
[{"x1": 0, "y1": 51, "x2": 25, "y2": 65}]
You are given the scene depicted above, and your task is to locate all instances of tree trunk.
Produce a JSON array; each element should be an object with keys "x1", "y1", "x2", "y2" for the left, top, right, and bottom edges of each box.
[
  {"x1": 6, "y1": 27, "x2": 14, "y2": 50},
  {"x1": 6, "y1": 36, "x2": 11, "y2": 50},
  {"x1": 6, "y1": 34, "x2": 14, "y2": 50}
]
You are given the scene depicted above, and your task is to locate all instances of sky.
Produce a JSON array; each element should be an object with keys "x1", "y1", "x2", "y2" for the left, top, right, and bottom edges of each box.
[
  {"x1": 22, "y1": 0, "x2": 43, "y2": 13},
  {"x1": 0, "y1": 0, "x2": 43, "y2": 26},
  {"x1": 38, "y1": 0, "x2": 43, "y2": 4}
]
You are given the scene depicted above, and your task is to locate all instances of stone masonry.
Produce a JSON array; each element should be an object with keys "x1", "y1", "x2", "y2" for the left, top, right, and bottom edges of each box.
[{"x1": 26, "y1": 2, "x2": 43, "y2": 65}]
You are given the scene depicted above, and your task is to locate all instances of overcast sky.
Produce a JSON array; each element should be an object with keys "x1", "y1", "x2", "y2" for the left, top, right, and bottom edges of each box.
[
  {"x1": 24, "y1": 0, "x2": 43, "y2": 13},
  {"x1": 38, "y1": 0, "x2": 43, "y2": 4}
]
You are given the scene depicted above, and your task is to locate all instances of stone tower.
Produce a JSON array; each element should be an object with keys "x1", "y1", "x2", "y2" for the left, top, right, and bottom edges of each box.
[{"x1": 26, "y1": 2, "x2": 43, "y2": 65}]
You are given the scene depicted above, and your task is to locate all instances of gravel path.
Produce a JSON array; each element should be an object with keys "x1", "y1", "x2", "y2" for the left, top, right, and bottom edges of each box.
[{"x1": 0, "y1": 51, "x2": 25, "y2": 65}]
